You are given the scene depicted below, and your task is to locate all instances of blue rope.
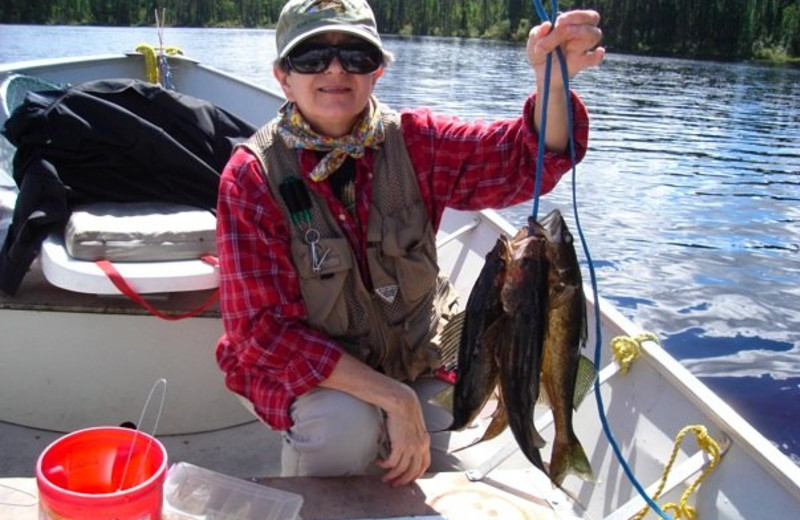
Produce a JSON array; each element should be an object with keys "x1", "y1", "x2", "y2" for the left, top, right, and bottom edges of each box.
[
  {"x1": 530, "y1": 50, "x2": 551, "y2": 222},
  {"x1": 529, "y1": 2, "x2": 672, "y2": 518}
]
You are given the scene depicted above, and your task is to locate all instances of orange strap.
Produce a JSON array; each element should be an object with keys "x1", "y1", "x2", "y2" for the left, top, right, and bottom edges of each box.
[{"x1": 95, "y1": 256, "x2": 219, "y2": 321}]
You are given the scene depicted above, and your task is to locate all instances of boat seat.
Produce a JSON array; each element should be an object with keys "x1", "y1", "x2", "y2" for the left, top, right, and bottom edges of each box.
[
  {"x1": 1, "y1": 75, "x2": 220, "y2": 298},
  {"x1": 41, "y1": 232, "x2": 219, "y2": 295},
  {"x1": 41, "y1": 201, "x2": 219, "y2": 295}
]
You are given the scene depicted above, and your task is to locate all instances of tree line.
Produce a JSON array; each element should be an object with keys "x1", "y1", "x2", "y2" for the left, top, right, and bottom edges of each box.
[{"x1": 2, "y1": 0, "x2": 798, "y2": 61}]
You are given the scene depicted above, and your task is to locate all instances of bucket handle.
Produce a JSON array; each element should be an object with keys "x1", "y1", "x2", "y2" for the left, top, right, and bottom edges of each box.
[{"x1": 117, "y1": 378, "x2": 168, "y2": 491}]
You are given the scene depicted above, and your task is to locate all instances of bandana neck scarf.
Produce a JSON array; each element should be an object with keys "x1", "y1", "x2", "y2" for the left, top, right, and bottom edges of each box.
[{"x1": 276, "y1": 96, "x2": 385, "y2": 183}]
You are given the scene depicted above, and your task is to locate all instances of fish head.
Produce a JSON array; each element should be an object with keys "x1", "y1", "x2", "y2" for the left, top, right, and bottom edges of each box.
[
  {"x1": 544, "y1": 212, "x2": 582, "y2": 285},
  {"x1": 501, "y1": 232, "x2": 548, "y2": 314}
]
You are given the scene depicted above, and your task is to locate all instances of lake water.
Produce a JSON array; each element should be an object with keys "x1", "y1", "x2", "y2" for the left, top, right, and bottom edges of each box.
[{"x1": 1, "y1": 24, "x2": 799, "y2": 462}]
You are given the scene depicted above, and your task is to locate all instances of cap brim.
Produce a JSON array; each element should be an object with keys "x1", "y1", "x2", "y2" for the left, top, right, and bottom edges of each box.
[{"x1": 279, "y1": 26, "x2": 383, "y2": 58}]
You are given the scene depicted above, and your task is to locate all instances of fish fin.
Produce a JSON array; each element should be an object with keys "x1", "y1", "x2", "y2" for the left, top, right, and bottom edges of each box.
[
  {"x1": 531, "y1": 424, "x2": 547, "y2": 448},
  {"x1": 573, "y1": 355, "x2": 598, "y2": 409},
  {"x1": 451, "y1": 404, "x2": 509, "y2": 453},
  {"x1": 480, "y1": 394, "x2": 509, "y2": 443},
  {"x1": 438, "y1": 310, "x2": 466, "y2": 368},
  {"x1": 549, "y1": 438, "x2": 594, "y2": 487},
  {"x1": 523, "y1": 444, "x2": 545, "y2": 473}
]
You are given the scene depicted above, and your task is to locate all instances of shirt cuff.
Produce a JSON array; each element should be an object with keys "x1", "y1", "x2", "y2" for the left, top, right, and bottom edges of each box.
[{"x1": 522, "y1": 89, "x2": 589, "y2": 163}]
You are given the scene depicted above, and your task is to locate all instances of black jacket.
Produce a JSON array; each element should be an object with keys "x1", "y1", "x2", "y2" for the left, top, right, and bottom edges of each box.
[{"x1": 0, "y1": 78, "x2": 256, "y2": 295}]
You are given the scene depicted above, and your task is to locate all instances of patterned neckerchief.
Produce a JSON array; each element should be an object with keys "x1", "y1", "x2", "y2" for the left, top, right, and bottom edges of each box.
[{"x1": 276, "y1": 96, "x2": 385, "y2": 183}]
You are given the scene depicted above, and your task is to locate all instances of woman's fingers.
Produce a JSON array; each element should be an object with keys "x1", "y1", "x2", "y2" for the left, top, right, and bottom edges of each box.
[
  {"x1": 377, "y1": 444, "x2": 429, "y2": 487},
  {"x1": 375, "y1": 388, "x2": 431, "y2": 487},
  {"x1": 529, "y1": 10, "x2": 604, "y2": 76}
]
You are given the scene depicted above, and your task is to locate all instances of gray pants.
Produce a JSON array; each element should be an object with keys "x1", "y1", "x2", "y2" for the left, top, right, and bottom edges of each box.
[
  {"x1": 281, "y1": 378, "x2": 448, "y2": 477},
  {"x1": 275, "y1": 378, "x2": 528, "y2": 477},
  {"x1": 241, "y1": 379, "x2": 531, "y2": 477}
]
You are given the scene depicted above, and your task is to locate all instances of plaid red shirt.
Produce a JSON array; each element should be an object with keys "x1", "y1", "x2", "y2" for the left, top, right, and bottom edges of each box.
[{"x1": 216, "y1": 92, "x2": 589, "y2": 430}]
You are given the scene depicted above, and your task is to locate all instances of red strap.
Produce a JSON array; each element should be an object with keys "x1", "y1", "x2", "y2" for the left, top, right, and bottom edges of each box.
[
  {"x1": 434, "y1": 366, "x2": 457, "y2": 385},
  {"x1": 96, "y1": 258, "x2": 219, "y2": 321},
  {"x1": 201, "y1": 255, "x2": 219, "y2": 267}
]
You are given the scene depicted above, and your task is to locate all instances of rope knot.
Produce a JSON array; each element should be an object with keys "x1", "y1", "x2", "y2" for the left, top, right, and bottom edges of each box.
[
  {"x1": 663, "y1": 502, "x2": 697, "y2": 520},
  {"x1": 610, "y1": 332, "x2": 660, "y2": 374},
  {"x1": 695, "y1": 428, "x2": 716, "y2": 454}
]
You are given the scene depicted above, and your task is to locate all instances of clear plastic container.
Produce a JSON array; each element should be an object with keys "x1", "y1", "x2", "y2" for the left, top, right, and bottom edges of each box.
[{"x1": 162, "y1": 462, "x2": 303, "y2": 520}]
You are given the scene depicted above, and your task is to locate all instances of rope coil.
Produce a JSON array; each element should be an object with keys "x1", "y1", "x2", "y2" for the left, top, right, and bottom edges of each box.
[{"x1": 632, "y1": 425, "x2": 722, "y2": 520}]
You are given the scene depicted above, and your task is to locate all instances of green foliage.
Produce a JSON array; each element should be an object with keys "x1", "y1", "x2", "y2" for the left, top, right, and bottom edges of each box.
[
  {"x1": 782, "y1": 3, "x2": 800, "y2": 55},
  {"x1": 398, "y1": 23, "x2": 414, "y2": 37},
  {"x1": 1, "y1": 0, "x2": 797, "y2": 60},
  {"x1": 512, "y1": 18, "x2": 531, "y2": 42},
  {"x1": 483, "y1": 19, "x2": 511, "y2": 40}
]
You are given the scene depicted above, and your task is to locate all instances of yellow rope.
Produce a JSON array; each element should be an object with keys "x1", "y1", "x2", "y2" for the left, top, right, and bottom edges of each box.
[
  {"x1": 610, "y1": 332, "x2": 660, "y2": 374},
  {"x1": 135, "y1": 44, "x2": 160, "y2": 84},
  {"x1": 631, "y1": 425, "x2": 722, "y2": 520},
  {"x1": 134, "y1": 44, "x2": 184, "y2": 85}
]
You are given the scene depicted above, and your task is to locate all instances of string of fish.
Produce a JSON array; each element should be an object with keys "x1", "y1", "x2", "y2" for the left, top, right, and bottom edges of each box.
[
  {"x1": 529, "y1": 1, "x2": 673, "y2": 519},
  {"x1": 280, "y1": 177, "x2": 330, "y2": 273}
]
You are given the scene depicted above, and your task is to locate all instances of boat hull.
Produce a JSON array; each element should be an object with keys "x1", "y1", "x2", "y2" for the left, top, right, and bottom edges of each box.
[{"x1": 0, "y1": 266, "x2": 252, "y2": 435}]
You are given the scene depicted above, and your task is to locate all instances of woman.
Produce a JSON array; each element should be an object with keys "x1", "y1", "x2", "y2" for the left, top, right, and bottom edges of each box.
[{"x1": 216, "y1": 0, "x2": 604, "y2": 487}]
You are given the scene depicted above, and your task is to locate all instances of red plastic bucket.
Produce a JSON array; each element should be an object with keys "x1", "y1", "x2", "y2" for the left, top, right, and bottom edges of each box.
[{"x1": 36, "y1": 426, "x2": 167, "y2": 520}]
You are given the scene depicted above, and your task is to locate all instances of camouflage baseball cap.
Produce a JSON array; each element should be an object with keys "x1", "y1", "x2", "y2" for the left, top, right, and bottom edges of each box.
[{"x1": 276, "y1": 0, "x2": 384, "y2": 58}]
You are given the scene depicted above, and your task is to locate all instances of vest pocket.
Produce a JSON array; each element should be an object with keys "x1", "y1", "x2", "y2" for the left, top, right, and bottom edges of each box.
[
  {"x1": 396, "y1": 237, "x2": 438, "y2": 304},
  {"x1": 291, "y1": 237, "x2": 353, "y2": 336},
  {"x1": 376, "y1": 206, "x2": 438, "y2": 305}
]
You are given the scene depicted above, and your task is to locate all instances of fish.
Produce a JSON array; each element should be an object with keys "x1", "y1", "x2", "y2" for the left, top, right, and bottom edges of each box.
[
  {"x1": 436, "y1": 211, "x2": 595, "y2": 485},
  {"x1": 449, "y1": 319, "x2": 511, "y2": 453},
  {"x1": 496, "y1": 218, "x2": 551, "y2": 471},
  {"x1": 538, "y1": 208, "x2": 595, "y2": 486},
  {"x1": 445, "y1": 236, "x2": 511, "y2": 432}
]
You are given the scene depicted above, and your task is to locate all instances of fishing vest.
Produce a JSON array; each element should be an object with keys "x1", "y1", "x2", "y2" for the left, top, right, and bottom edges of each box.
[{"x1": 241, "y1": 110, "x2": 451, "y2": 381}]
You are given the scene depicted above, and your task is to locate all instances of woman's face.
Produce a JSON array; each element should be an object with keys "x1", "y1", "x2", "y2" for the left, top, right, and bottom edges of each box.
[{"x1": 274, "y1": 32, "x2": 381, "y2": 138}]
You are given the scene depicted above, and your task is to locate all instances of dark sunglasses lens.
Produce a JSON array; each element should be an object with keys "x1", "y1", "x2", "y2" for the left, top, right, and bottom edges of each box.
[
  {"x1": 287, "y1": 46, "x2": 332, "y2": 73},
  {"x1": 339, "y1": 45, "x2": 383, "y2": 74},
  {"x1": 287, "y1": 43, "x2": 383, "y2": 74}
]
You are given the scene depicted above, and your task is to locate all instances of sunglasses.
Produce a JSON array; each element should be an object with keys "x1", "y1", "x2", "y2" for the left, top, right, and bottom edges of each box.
[{"x1": 285, "y1": 42, "x2": 383, "y2": 74}]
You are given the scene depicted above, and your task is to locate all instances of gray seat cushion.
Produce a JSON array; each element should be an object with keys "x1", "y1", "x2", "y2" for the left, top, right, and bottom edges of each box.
[{"x1": 65, "y1": 201, "x2": 217, "y2": 262}]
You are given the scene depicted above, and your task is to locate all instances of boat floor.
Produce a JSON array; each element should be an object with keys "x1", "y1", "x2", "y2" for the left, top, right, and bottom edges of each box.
[
  {"x1": 0, "y1": 418, "x2": 281, "y2": 479},
  {"x1": 0, "y1": 419, "x2": 583, "y2": 519},
  {"x1": 2, "y1": 469, "x2": 579, "y2": 520},
  {"x1": 0, "y1": 418, "x2": 581, "y2": 519}
]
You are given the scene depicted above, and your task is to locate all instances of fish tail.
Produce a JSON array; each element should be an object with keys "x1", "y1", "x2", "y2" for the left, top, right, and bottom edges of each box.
[
  {"x1": 549, "y1": 438, "x2": 594, "y2": 487},
  {"x1": 522, "y1": 444, "x2": 545, "y2": 473}
]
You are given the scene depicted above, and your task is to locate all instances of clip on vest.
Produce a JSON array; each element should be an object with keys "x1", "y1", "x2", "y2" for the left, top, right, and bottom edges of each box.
[{"x1": 279, "y1": 177, "x2": 330, "y2": 274}]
